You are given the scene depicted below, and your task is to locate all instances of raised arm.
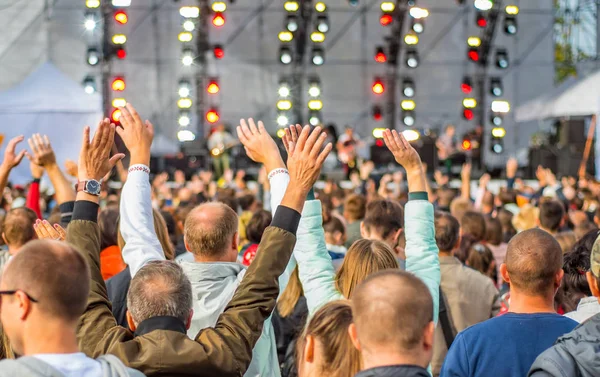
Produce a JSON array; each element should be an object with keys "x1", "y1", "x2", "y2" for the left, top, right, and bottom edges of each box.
[
  {"x1": 195, "y1": 126, "x2": 332, "y2": 375},
  {"x1": 460, "y1": 162, "x2": 472, "y2": 200},
  {"x1": 26, "y1": 160, "x2": 43, "y2": 218},
  {"x1": 116, "y1": 104, "x2": 165, "y2": 277},
  {"x1": 0, "y1": 136, "x2": 26, "y2": 195},
  {"x1": 383, "y1": 129, "x2": 440, "y2": 325}
]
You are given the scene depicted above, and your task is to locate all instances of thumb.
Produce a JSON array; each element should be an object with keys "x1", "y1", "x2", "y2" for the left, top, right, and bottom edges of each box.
[
  {"x1": 109, "y1": 153, "x2": 126, "y2": 167},
  {"x1": 16, "y1": 150, "x2": 26, "y2": 164},
  {"x1": 145, "y1": 120, "x2": 155, "y2": 137}
]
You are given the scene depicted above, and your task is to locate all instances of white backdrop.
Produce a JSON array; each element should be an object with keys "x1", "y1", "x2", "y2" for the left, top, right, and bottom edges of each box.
[{"x1": 0, "y1": 62, "x2": 101, "y2": 184}]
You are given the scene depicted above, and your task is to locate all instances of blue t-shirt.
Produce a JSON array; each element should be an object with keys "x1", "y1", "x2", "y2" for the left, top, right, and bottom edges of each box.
[{"x1": 440, "y1": 313, "x2": 578, "y2": 377}]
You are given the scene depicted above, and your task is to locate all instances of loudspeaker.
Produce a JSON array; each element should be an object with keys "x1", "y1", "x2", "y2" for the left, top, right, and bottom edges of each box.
[{"x1": 557, "y1": 118, "x2": 586, "y2": 147}]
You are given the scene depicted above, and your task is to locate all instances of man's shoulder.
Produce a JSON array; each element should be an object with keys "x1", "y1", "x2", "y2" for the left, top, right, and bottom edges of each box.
[{"x1": 445, "y1": 263, "x2": 497, "y2": 291}]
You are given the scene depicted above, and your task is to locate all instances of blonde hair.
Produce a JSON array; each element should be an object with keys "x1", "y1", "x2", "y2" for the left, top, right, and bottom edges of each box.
[
  {"x1": 277, "y1": 266, "x2": 303, "y2": 318},
  {"x1": 297, "y1": 301, "x2": 362, "y2": 377},
  {"x1": 512, "y1": 204, "x2": 539, "y2": 233},
  {"x1": 118, "y1": 208, "x2": 175, "y2": 261},
  {"x1": 335, "y1": 239, "x2": 399, "y2": 299},
  {"x1": 1, "y1": 328, "x2": 14, "y2": 359}
]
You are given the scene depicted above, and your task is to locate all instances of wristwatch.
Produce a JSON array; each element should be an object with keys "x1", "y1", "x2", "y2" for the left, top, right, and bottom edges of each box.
[{"x1": 75, "y1": 179, "x2": 102, "y2": 196}]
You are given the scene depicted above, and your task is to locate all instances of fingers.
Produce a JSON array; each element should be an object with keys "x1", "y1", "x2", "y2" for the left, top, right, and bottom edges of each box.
[
  {"x1": 310, "y1": 131, "x2": 328, "y2": 159},
  {"x1": 391, "y1": 130, "x2": 406, "y2": 150},
  {"x1": 239, "y1": 119, "x2": 252, "y2": 140},
  {"x1": 125, "y1": 103, "x2": 141, "y2": 124},
  {"x1": 109, "y1": 153, "x2": 126, "y2": 167},
  {"x1": 295, "y1": 125, "x2": 311, "y2": 153},
  {"x1": 236, "y1": 126, "x2": 250, "y2": 146},
  {"x1": 145, "y1": 120, "x2": 155, "y2": 137},
  {"x1": 290, "y1": 124, "x2": 300, "y2": 143},
  {"x1": 119, "y1": 106, "x2": 133, "y2": 128},
  {"x1": 28, "y1": 137, "x2": 38, "y2": 156},
  {"x1": 316, "y1": 143, "x2": 333, "y2": 167},
  {"x1": 54, "y1": 224, "x2": 67, "y2": 240},
  {"x1": 15, "y1": 150, "x2": 26, "y2": 165},
  {"x1": 34, "y1": 219, "x2": 58, "y2": 240},
  {"x1": 257, "y1": 121, "x2": 267, "y2": 135},
  {"x1": 6, "y1": 135, "x2": 24, "y2": 152},
  {"x1": 248, "y1": 118, "x2": 259, "y2": 135}
]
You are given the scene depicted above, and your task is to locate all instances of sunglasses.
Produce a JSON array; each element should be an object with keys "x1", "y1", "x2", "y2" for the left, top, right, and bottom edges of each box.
[{"x1": 0, "y1": 290, "x2": 38, "y2": 303}]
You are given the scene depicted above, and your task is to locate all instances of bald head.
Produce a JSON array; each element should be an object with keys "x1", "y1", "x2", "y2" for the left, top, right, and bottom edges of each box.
[
  {"x1": 351, "y1": 270, "x2": 433, "y2": 354},
  {"x1": 505, "y1": 228, "x2": 563, "y2": 296},
  {"x1": 184, "y1": 202, "x2": 238, "y2": 258},
  {"x1": 1, "y1": 240, "x2": 90, "y2": 322}
]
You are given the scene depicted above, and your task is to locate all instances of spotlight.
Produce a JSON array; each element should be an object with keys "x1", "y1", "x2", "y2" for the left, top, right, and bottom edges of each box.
[
  {"x1": 462, "y1": 138, "x2": 472, "y2": 151},
  {"x1": 496, "y1": 49, "x2": 509, "y2": 69},
  {"x1": 404, "y1": 34, "x2": 419, "y2": 45},
  {"x1": 468, "y1": 47, "x2": 479, "y2": 62},
  {"x1": 116, "y1": 47, "x2": 126, "y2": 59},
  {"x1": 381, "y1": 2, "x2": 395, "y2": 12},
  {"x1": 463, "y1": 98, "x2": 477, "y2": 108},
  {"x1": 180, "y1": 6, "x2": 200, "y2": 18},
  {"x1": 492, "y1": 127, "x2": 507, "y2": 138},
  {"x1": 311, "y1": 31, "x2": 326, "y2": 43},
  {"x1": 490, "y1": 78, "x2": 503, "y2": 97},
  {"x1": 212, "y1": 1, "x2": 227, "y2": 12},
  {"x1": 491, "y1": 137, "x2": 504, "y2": 154},
  {"x1": 316, "y1": 14, "x2": 330, "y2": 33},
  {"x1": 309, "y1": 111, "x2": 321, "y2": 126},
  {"x1": 278, "y1": 81, "x2": 291, "y2": 97},
  {"x1": 183, "y1": 20, "x2": 196, "y2": 31},
  {"x1": 177, "y1": 98, "x2": 193, "y2": 109},
  {"x1": 212, "y1": 12, "x2": 225, "y2": 27},
  {"x1": 315, "y1": 2, "x2": 327, "y2": 12},
  {"x1": 380, "y1": 13, "x2": 393, "y2": 26},
  {"x1": 491, "y1": 113, "x2": 503, "y2": 126},
  {"x1": 349, "y1": 0, "x2": 359, "y2": 6},
  {"x1": 112, "y1": 34, "x2": 127, "y2": 45},
  {"x1": 286, "y1": 15, "x2": 299, "y2": 32},
  {"x1": 311, "y1": 46, "x2": 325, "y2": 65},
  {"x1": 504, "y1": 16, "x2": 517, "y2": 35},
  {"x1": 112, "y1": 77, "x2": 126, "y2": 91},
  {"x1": 461, "y1": 76, "x2": 473, "y2": 94},
  {"x1": 505, "y1": 5, "x2": 519, "y2": 15},
  {"x1": 475, "y1": 11, "x2": 487, "y2": 27},
  {"x1": 308, "y1": 78, "x2": 321, "y2": 97},
  {"x1": 463, "y1": 108, "x2": 474, "y2": 120},
  {"x1": 372, "y1": 105, "x2": 383, "y2": 121},
  {"x1": 474, "y1": 0, "x2": 493, "y2": 11},
  {"x1": 178, "y1": 112, "x2": 191, "y2": 127},
  {"x1": 114, "y1": 10, "x2": 128, "y2": 25},
  {"x1": 178, "y1": 32, "x2": 193, "y2": 42},
  {"x1": 178, "y1": 80, "x2": 191, "y2": 97},
  {"x1": 178, "y1": 129, "x2": 196, "y2": 142},
  {"x1": 112, "y1": 0, "x2": 131, "y2": 6},
  {"x1": 403, "y1": 129, "x2": 420, "y2": 141},
  {"x1": 284, "y1": 1, "x2": 299, "y2": 12},
  {"x1": 84, "y1": 12, "x2": 98, "y2": 31},
  {"x1": 374, "y1": 46, "x2": 387, "y2": 63},
  {"x1": 280, "y1": 46, "x2": 293, "y2": 65},
  {"x1": 308, "y1": 99, "x2": 323, "y2": 111},
  {"x1": 279, "y1": 31, "x2": 294, "y2": 42},
  {"x1": 401, "y1": 100, "x2": 416, "y2": 111},
  {"x1": 402, "y1": 110, "x2": 416, "y2": 126},
  {"x1": 411, "y1": 18, "x2": 424, "y2": 34},
  {"x1": 372, "y1": 77, "x2": 385, "y2": 95},
  {"x1": 207, "y1": 78, "x2": 220, "y2": 94},
  {"x1": 409, "y1": 7, "x2": 429, "y2": 19},
  {"x1": 86, "y1": 0, "x2": 100, "y2": 8},
  {"x1": 206, "y1": 109, "x2": 220, "y2": 124},
  {"x1": 277, "y1": 100, "x2": 293, "y2": 111},
  {"x1": 111, "y1": 109, "x2": 122, "y2": 123},
  {"x1": 83, "y1": 76, "x2": 96, "y2": 94},
  {"x1": 402, "y1": 78, "x2": 415, "y2": 97},
  {"x1": 467, "y1": 36, "x2": 481, "y2": 47},
  {"x1": 112, "y1": 98, "x2": 127, "y2": 108},
  {"x1": 213, "y1": 44, "x2": 224, "y2": 59},
  {"x1": 277, "y1": 128, "x2": 286, "y2": 138},
  {"x1": 491, "y1": 100, "x2": 510, "y2": 113},
  {"x1": 86, "y1": 47, "x2": 100, "y2": 66},
  {"x1": 182, "y1": 49, "x2": 195, "y2": 66},
  {"x1": 405, "y1": 49, "x2": 419, "y2": 68},
  {"x1": 277, "y1": 114, "x2": 289, "y2": 126}
]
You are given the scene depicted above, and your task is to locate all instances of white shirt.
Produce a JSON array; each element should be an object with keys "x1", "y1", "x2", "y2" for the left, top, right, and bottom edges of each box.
[
  {"x1": 33, "y1": 353, "x2": 102, "y2": 377},
  {"x1": 564, "y1": 296, "x2": 600, "y2": 323}
]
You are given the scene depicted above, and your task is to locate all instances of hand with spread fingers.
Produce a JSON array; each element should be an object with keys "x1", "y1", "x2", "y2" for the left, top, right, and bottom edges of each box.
[
  {"x1": 34, "y1": 219, "x2": 67, "y2": 241},
  {"x1": 116, "y1": 103, "x2": 154, "y2": 166},
  {"x1": 78, "y1": 119, "x2": 125, "y2": 182},
  {"x1": 1, "y1": 135, "x2": 27, "y2": 171},
  {"x1": 27, "y1": 134, "x2": 57, "y2": 167},
  {"x1": 237, "y1": 118, "x2": 284, "y2": 173},
  {"x1": 286, "y1": 126, "x2": 333, "y2": 194},
  {"x1": 282, "y1": 124, "x2": 304, "y2": 157},
  {"x1": 383, "y1": 129, "x2": 426, "y2": 193}
]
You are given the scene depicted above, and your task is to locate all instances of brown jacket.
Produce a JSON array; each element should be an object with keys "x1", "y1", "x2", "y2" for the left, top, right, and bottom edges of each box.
[
  {"x1": 432, "y1": 256, "x2": 500, "y2": 376},
  {"x1": 68, "y1": 200, "x2": 300, "y2": 377}
]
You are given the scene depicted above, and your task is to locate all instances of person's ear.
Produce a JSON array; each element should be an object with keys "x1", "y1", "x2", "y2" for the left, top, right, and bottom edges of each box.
[
  {"x1": 334, "y1": 231, "x2": 344, "y2": 245},
  {"x1": 232, "y1": 231, "x2": 239, "y2": 251},
  {"x1": 126, "y1": 310, "x2": 137, "y2": 332},
  {"x1": 586, "y1": 272, "x2": 600, "y2": 299},
  {"x1": 304, "y1": 335, "x2": 315, "y2": 363},
  {"x1": 348, "y1": 323, "x2": 361, "y2": 351},
  {"x1": 423, "y1": 321, "x2": 435, "y2": 351},
  {"x1": 2, "y1": 233, "x2": 7, "y2": 246},
  {"x1": 500, "y1": 263, "x2": 510, "y2": 284},
  {"x1": 185, "y1": 309, "x2": 194, "y2": 330},
  {"x1": 360, "y1": 221, "x2": 367, "y2": 238},
  {"x1": 184, "y1": 236, "x2": 191, "y2": 253},
  {"x1": 555, "y1": 269, "x2": 565, "y2": 289},
  {"x1": 393, "y1": 228, "x2": 403, "y2": 244},
  {"x1": 15, "y1": 291, "x2": 33, "y2": 321}
]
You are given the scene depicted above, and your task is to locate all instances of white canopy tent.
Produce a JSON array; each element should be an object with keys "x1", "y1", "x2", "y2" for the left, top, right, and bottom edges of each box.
[{"x1": 0, "y1": 62, "x2": 101, "y2": 184}]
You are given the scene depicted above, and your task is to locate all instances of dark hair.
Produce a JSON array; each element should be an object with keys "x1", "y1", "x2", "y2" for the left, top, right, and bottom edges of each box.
[
  {"x1": 99, "y1": 208, "x2": 119, "y2": 250},
  {"x1": 461, "y1": 211, "x2": 486, "y2": 241},
  {"x1": 497, "y1": 208, "x2": 517, "y2": 243},
  {"x1": 485, "y1": 216, "x2": 503, "y2": 246},
  {"x1": 434, "y1": 212, "x2": 460, "y2": 252},
  {"x1": 238, "y1": 194, "x2": 256, "y2": 212},
  {"x1": 498, "y1": 189, "x2": 517, "y2": 206},
  {"x1": 324, "y1": 216, "x2": 346, "y2": 236},
  {"x1": 246, "y1": 210, "x2": 272, "y2": 244},
  {"x1": 344, "y1": 194, "x2": 366, "y2": 222},
  {"x1": 560, "y1": 230, "x2": 598, "y2": 312},
  {"x1": 363, "y1": 199, "x2": 404, "y2": 239},
  {"x1": 539, "y1": 200, "x2": 565, "y2": 233},
  {"x1": 466, "y1": 243, "x2": 495, "y2": 278}
]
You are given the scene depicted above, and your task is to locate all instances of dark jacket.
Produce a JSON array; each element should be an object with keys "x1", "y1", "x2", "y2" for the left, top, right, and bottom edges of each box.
[
  {"x1": 355, "y1": 365, "x2": 430, "y2": 377},
  {"x1": 106, "y1": 267, "x2": 131, "y2": 328},
  {"x1": 528, "y1": 312, "x2": 600, "y2": 377},
  {"x1": 69, "y1": 200, "x2": 300, "y2": 377},
  {"x1": 271, "y1": 297, "x2": 308, "y2": 377}
]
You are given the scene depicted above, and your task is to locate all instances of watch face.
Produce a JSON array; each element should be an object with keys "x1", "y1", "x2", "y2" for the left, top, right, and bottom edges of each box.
[{"x1": 86, "y1": 180, "x2": 101, "y2": 194}]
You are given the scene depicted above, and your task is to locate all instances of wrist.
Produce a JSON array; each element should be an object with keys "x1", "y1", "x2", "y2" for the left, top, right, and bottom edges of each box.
[
  {"x1": 0, "y1": 163, "x2": 12, "y2": 174},
  {"x1": 76, "y1": 191, "x2": 101, "y2": 204},
  {"x1": 130, "y1": 150, "x2": 150, "y2": 166}
]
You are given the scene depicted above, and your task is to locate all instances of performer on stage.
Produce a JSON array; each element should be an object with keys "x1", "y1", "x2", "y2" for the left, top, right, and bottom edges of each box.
[
  {"x1": 337, "y1": 126, "x2": 361, "y2": 178},
  {"x1": 436, "y1": 124, "x2": 458, "y2": 174},
  {"x1": 208, "y1": 124, "x2": 235, "y2": 179}
]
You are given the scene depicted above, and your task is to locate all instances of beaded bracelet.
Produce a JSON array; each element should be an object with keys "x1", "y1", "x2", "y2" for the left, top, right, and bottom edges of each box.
[
  {"x1": 129, "y1": 164, "x2": 150, "y2": 174},
  {"x1": 268, "y1": 168, "x2": 289, "y2": 180}
]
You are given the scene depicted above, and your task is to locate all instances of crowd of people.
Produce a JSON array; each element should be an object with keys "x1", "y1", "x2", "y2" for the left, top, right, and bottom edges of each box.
[{"x1": 0, "y1": 104, "x2": 600, "y2": 377}]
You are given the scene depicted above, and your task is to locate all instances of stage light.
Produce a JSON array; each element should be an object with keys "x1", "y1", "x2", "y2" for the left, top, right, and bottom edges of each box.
[
  {"x1": 491, "y1": 113, "x2": 503, "y2": 126},
  {"x1": 474, "y1": 0, "x2": 493, "y2": 11},
  {"x1": 178, "y1": 32, "x2": 193, "y2": 42},
  {"x1": 404, "y1": 34, "x2": 419, "y2": 45},
  {"x1": 112, "y1": 34, "x2": 127, "y2": 45},
  {"x1": 504, "y1": 17, "x2": 517, "y2": 35},
  {"x1": 87, "y1": 48, "x2": 100, "y2": 66},
  {"x1": 309, "y1": 111, "x2": 321, "y2": 126},
  {"x1": 277, "y1": 100, "x2": 293, "y2": 111},
  {"x1": 213, "y1": 44, "x2": 224, "y2": 59},
  {"x1": 308, "y1": 80, "x2": 321, "y2": 97},
  {"x1": 401, "y1": 99, "x2": 416, "y2": 111},
  {"x1": 311, "y1": 31, "x2": 325, "y2": 43},
  {"x1": 178, "y1": 80, "x2": 191, "y2": 97},
  {"x1": 315, "y1": 2, "x2": 327, "y2": 12},
  {"x1": 316, "y1": 15, "x2": 329, "y2": 33},
  {"x1": 463, "y1": 108, "x2": 474, "y2": 120},
  {"x1": 402, "y1": 111, "x2": 415, "y2": 126},
  {"x1": 372, "y1": 106, "x2": 383, "y2": 121},
  {"x1": 409, "y1": 7, "x2": 429, "y2": 19},
  {"x1": 491, "y1": 137, "x2": 504, "y2": 154},
  {"x1": 178, "y1": 112, "x2": 191, "y2": 127},
  {"x1": 178, "y1": 98, "x2": 192, "y2": 109},
  {"x1": 183, "y1": 20, "x2": 195, "y2": 31},
  {"x1": 403, "y1": 129, "x2": 420, "y2": 141},
  {"x1": 286, "y1": 15, "x2": 299, "y2": 32},
  {"x1": 178, "y1": 129, "x2": 196, "y2": 142},
  {"x1": 207, "y1": 78, "x2": 220, "y2": 94},
  {"x1": 280, "y1": 46, "x2": 293, "y2": 64},
  {"x1": 372, "y1": 77, "x2": 385, "y2": 95},
  {"x1": 405, "y1": 49, "x2": 419, "y2": 68},
  {"x1": 112, "y1": 98, "x2": 126, "y2": 108},
  {"x1": 182, "y1": 48, "x2": 195, "y2": 66},
  {"x1": 112, "y1": 77, "x2": 126, "y2": 91},
  {"x1": 83, "y1": 76, "x2": 96, "y2": 94},
  {"x1": 284, "y1": 1, "x2": 299, "y2": 12},
  {"x1": 84, "y1": 12, "x2": 98, "y2": 31},
  {"x1": 467, "y1": 36, "x2": 481, "y2": 47},
  {"x1": 373, "y1": 128, "x2": 385, "y2": 138},
  {"x1": 180, "y1": 6, "x2": 200, "y2": 18},
  {"x1": 490, "y1": 77, "x2": 503, "y2": 96},
  {"x1": 213, "y1": 13, "x2": 225, "y2": 27},
  {"x1": 491, "y1": 100, "x2": 510, "y2": 113},
  {"x1": 278, "y1": 85, "x2": 290, "y2": 98},
  {"x1": 112, "y1": 0, "x2": 131, "y2": 6},
  {"x1": 461, "y1": 76, "x2": 473, "y2": 94},
  {"x1": 206, "y1": 109, "x2": 220, "y2": 123},
  {"x1": 311, "y1": 46, "x2": 325, "y2": 65},
  {"x1": 349, "y1": 0, "x2": 359, "y2": 6},
  {"x1": 277, "y1": 114, "x2": 289, "y2": 126},
  {"x1": 492, "y1": 127, "x2": 506, "y2": 138},
  {"x1": 86, "y1": 0, "x2": 100, "y2": 8},
  {"x1": 411, "y1": 18, "x2": 424, "y2": 34},
  {"x1": 476, "y1": 11, "x2": 487, "y2": 27},
  {"x1": 375, "y1": 46, "x2": 387, "y2": 63},
  {"x1": 277, "y1": 128, "x2": 286, "y2": 138},
  {"x1": 114, "y1": 10, "x2": 128, "y2": 24},
  {"x1": 212, "y1": 1, "x2": 227, "y2": 12},
  {"x1": 468, "y1": 47, "x2": 479, "y2": 62},
  {"x1": 505, "y1": 5, "x2": 519, "y2": 15},
  {"x1": 380, "y1": 13, "x2": 393, "y2": 26},
  {"x1": 279, "y1": 31, "x2": 294, "y2": 42},
  {"x1": 402, "y1": 78, "x2": 415, "y2": 97},
  {"x1": 111, "y1": 109, "x2": 122, "y2": 123},
  {"x1": 463, "y1": 98, "x2": 477, "y2": 108},
  {"x1": 308, "y1": 100, "x2": 323, "y2": 111},
  {"x1": 462, "y1": 139, "x2": 472, "y2": 151},
  {"x1": 381, "y1": 2, "x2": 395, "y2": 12},
  {"x1": 496, "y1": 49, "x2": 509, "y2": 68},
  {"x1": 116, "y1": 47, "x2": 126, "y2": 59}
]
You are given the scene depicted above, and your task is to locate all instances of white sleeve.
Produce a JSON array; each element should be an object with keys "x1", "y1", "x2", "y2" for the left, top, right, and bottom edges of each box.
[{"x1": 120, "y1": 164, "x2": 166, "y2": 278}]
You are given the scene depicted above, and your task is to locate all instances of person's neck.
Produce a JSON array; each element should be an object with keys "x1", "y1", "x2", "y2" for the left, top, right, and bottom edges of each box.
[
  {"x1": 539, "y1": 226, "x2": 557, "y2": 236},
  {"x1": 193, "y1": 251, "x2": 236, "y2": 263},
  {"x1": 438, "y1": 250, "x2": 453, "y2": 257},
  {"x1": 324, "y1": 235, "x2": 338, "y2": 246},
  {"x1": 508, "y1": 289, "x2": 556, "y2": 314},
  {"x1": 22, "y1": 320, "x2": 79, "y2": 356},
  {"x1": 362, "y1": 350, "x2": 428, "y2": 371},
  {"x1": 7, "y1": 244, "x2": 21, "y2": 256}
]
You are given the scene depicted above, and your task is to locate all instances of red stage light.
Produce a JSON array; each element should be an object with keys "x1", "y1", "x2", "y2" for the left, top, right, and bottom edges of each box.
[
  {"x1": 111, "y1": 108, "x2": 122, "y2": 123},
  {"x1": 462, "y1": 139, "x2": 472, "y2": 151},
  {"x1": 372, "y1": 79, "x2": 385, "y2": 95},
  {"x1": 372, "y1": 105, "x2": 383, "y2": 121},
  {"x1": 476, "y1": 15, "x2": 487, "y2": 28},
  {"x1": 207, "y1": 80, "x2": 220, "y2": 94},
  {"x1": 463, "y1": 109, "x2": 474, "y2": 120},
  {"x1": 213, "y1": 12, "x2": 225, "y2": 27},
  {"x1": 374, "y1": 49, "x2": 387, "y2": 63},
  {"x1": 461, "y1": 82, "x2": 472, "y2": 94},
  {"x1": 116, "y1": 47, "x2": 126, "y2": 59},
  {"x1": 468, "y1": 49, "x2": 479, "y2": 62},
  {"x1": 380, "y1": 13, "x2": 393, "y2": 26},
  {"x1": 375, "y1": 139, "x2": 384, "y2": 147},
  {"x1": 114, "y1": 10, "x2": 128, "y2": 25},
  {"x1": 206, "y1": 109, "x2": 220, "y2": 123},
  {"x1": 213, "y1": 45, "x2": 224, "y2": 59},
  {"x1": 112, "y1": 77, "x2": 125, "y2": 91}
]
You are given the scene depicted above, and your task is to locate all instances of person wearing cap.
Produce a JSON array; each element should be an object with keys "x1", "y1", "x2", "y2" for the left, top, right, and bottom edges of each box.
[{"x1": 528, "y1": 232, "x2": 600, "y2": 377}]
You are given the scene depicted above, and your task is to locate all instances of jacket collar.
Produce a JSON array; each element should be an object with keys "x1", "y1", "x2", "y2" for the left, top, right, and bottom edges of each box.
[
  {"x1": 134, "y1": 316, "x2": 187, "y2": 337},
  {"x1": 355, "y1": 365, "x2": 430, "y2": 377},
  {"x1": 439, "y1": 255, "x2": 461, "y2": 265}
]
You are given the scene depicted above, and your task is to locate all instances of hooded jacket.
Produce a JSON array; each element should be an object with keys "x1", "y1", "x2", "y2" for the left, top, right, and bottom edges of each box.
[
  {"x1": 528, "y1": 312, "x2": 600, "y2": 377},
  {"x1": 0, "y1": 354, "x2": 144, "y2": 377}
]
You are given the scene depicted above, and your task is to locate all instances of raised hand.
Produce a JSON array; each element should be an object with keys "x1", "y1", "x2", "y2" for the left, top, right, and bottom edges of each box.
[
  {"x1": 78, "y1": 119, "x2": 125, "y2": 182},
  {"x1": 34, "y1": 220, "x2": 66, "y2": 241},
  {"x1": 461, "y1": 162, "x2": 472, "y2": 181},
  {"x1": 237, "y1": 118, "x2": 283, "y2": 173},
  {"x1": 1, "y1": 136, "x2": 26, "y2": 170},
  {"x1": 506, "y1": 157, "x2": 518, "y2": 179},
  {"x1": 116, "y1": 103, "x2": 154, "y2": 166},
  {"x1": 65, "y1": 159, "x2": 78, "y2": 178},
  {"x1": 282, "y1": 124, "x2": 303, "y2": 156},
  {"x1": 27, "y1": 134, "x2": 57, "y2": 167},
  {"x1": 479, "y1": 173, "x2": 491, "y2": 189},
  {"x1": 286, "y1": 126, "x2": 332, "y2": 193},
  {"x1": 383, "y1": 129, "x2": 425, "y2": 193}
]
